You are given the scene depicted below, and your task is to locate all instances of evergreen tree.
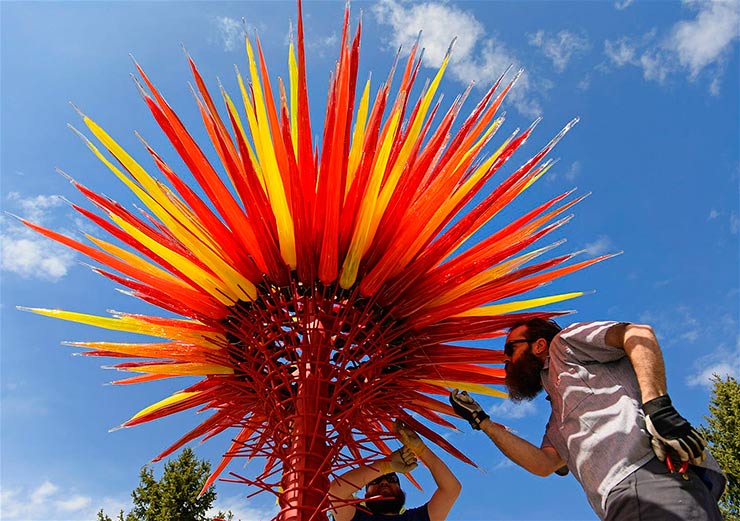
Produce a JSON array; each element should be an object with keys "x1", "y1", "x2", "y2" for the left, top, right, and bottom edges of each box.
[
  {"x1": 701, "y1": 375, "x2": 740, "y2": 520},
  {"x1": 98, "y1": 448, "x2": 235, "y2": 521}
]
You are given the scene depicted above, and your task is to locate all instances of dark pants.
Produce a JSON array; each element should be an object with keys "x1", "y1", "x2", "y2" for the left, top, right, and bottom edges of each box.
[{"x1": 604, "y1": 457, "x2": 723, "y2": 520}]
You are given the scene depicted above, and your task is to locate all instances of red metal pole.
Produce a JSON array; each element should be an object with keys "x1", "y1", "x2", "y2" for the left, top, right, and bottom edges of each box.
[{"x1": 277, "y1": 320, "x2": 332, "y2": 521}]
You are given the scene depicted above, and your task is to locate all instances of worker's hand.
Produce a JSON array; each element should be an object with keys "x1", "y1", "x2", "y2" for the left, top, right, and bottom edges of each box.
[
  {"x1": 449, "y1": 389, "x2": 489, "y2": 430},
  {"x1": 379, "y1": 446, "x2": 418, "y2": 475},
  {"x1": 643, "y1": 395, "x2": 706, "y2": 464},
  {"x1": 394, "y1": 420, "x2": 427, "y2": 455}
]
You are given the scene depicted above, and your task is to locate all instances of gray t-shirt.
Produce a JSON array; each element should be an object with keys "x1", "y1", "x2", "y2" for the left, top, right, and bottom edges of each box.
[{"x1": 541, "y1": 321, "x2": 654, "y2": 518}]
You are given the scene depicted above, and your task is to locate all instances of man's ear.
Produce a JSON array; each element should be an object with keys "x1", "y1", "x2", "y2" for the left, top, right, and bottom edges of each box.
[{"x1": 532, "y1": 338, "x2": 549, "y2": 358}]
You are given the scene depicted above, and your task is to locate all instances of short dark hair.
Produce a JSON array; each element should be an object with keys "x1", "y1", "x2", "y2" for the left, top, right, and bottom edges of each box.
[{"x1": 509, "y1": 318, "x2": 562, "y2": 344}]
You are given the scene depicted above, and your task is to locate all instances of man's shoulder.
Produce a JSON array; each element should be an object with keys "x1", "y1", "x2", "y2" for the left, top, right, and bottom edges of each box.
[
  {"x1": 400, "y1": 504, "x2": 430, "y2": 521},
  {"x1": 557, "y1": 321, "x2": 621, "y2": 344},
  {"x1": 350, "y1": 504, "x2": 430, "y2": 521}
]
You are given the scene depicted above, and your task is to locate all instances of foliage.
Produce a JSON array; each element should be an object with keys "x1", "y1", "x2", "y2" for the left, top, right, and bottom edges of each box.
[
  {"x1": 701, "y1": 375, "x2": 740, "y2": 520},
  {"x1": 97, "y1": 448, "x2": 235, "y2": 521}
]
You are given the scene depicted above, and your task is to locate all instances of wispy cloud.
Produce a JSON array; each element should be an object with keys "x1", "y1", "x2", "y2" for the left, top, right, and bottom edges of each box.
[
  {"x1": 214, "y1": 16, "x2": 245, "y2": 52},
  {"x1": 1, "y1": 193, "x2": 76, "y2": 281},
  {"x1": 615, "y1": 0, "x2": 636, "y2": 10},
  {"x1": 373, "y1": 0, "x2": 542, "y2": 118},
  {"x1": 603, "y1": 1, "x2": 740, "y2": 95},
  {"x1": 0, "y1": 480, "x2": 126, "y2": 520},
  {"x1": 528, "y1": 30, "x2": 590, "y2": 72},
  {"x1": 686, "y1": 345, "x2": 740, "y2": 388},
  {"x1": 488, "y1": 399, "x2": 537, "y2": 419},
  {"x1": 209, "y1": 495, "x2": 279, "y2": 521},
  {"x1": 582, "y1": 235, "x2": 614, "y2": 256},
  {"x1": 213, "y1": 16, "x2": 264, "y2": 52}
]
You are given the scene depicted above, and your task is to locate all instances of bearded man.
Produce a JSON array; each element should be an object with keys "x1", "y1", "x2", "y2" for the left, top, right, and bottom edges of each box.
[
  {"x1": 329, "y1": 421, "x2": 460, "y2": 521},
  {"x1": 450, "y1": 319, "x2": 726, "y2": 520}
]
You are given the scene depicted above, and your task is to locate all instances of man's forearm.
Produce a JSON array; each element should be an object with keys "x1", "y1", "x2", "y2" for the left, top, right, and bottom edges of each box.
[
  {"x1": 621, "y1": 324, "x2": 667, "y2": 403},
  {"x1": 419, "y1": 448, "x2": 460, "y2": 493},
  {"x1": 480, "y1": 419, "x2": 562, "y2": 476}
]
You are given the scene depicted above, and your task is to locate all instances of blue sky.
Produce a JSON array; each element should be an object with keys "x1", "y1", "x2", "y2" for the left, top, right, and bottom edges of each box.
[{"x1": 1, "y1": 1, "x2": 738, "y2": 520}]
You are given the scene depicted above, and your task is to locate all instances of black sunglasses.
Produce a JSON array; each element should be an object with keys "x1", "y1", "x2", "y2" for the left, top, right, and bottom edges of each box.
[
  {"x1": 504, "y1": 339, "x2": 530, "y2": 357},
  {"x1": 367, "y1": 473, "x2": 399, "y2": 486}
]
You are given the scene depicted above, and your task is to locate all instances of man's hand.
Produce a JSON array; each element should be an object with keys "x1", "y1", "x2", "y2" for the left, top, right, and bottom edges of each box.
[
  {"x1": 643, "y1": 395, "x2": 706, "y2": 464},
  {"x1": 449, "y1": 389, "x2": 489, "y2": 430},
  {"x1": 379, "y1": 446, "x2": 418, "y2": 475},
  {"x1": 394, "y1": 421, "x2": 427, "y2": 455}
]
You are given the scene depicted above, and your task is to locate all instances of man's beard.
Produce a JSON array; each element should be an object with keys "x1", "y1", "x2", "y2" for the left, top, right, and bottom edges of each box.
[
  {"x1": 505, "y1": 348, "x2": 544, "y2": 402},
  {"x1": 365, "y1": 488, "x2": 406, "y2": 515}
]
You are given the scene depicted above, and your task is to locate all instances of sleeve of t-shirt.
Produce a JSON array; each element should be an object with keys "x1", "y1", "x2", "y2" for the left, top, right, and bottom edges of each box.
[
  {"x1": 541, "y1": 410, "x2": 556, "y2": 449},
  {"x1": 403, "y1": 503, "x2": 430, "y2": 521},
  {"x1": 555, "y1": 321, "x2": 628, "y2": 364}
]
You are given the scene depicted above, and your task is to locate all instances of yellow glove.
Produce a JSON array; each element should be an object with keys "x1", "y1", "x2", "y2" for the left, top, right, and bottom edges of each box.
[
  {"x1": 378, "y1": 446, "x2": 418, "y2": 474},
  {"x1": 394, "y1": 420, "x2": 427, "y2": 456}
]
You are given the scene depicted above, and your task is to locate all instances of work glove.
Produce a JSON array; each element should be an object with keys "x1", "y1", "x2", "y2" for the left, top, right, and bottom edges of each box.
[
  {"x1": 643, "y1": 395, "x2": 706, "y2": 464},
  {"x1": 449, "y1": 389, "x2": 489, "y2": 430},
  {"x1": 394, "y1": 420, "x2": 427, "y2": 456},
  {"x1": 379, "y1": 446, "x2": 418, "y2": 475}
]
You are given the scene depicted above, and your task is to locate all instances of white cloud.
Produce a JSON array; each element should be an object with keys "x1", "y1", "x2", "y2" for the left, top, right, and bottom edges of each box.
[
  {"x1": 604, "y1": 37, "x2": 637, "y2": 66},
  {"x1": 615, "y1": 0, "x2": 636, "y2": 9},
  {"x1": 56, "y1": 495, "x2": 92, "y2": 512},
  {"x1": 214, "y1": 16, "x2": 246, "y2": 52},
  {"x1": 373, "y1": 0, "x2": 542, "y2": 117},
  {"x1": 564, "y1": 160, "x2": 582, "y2": 182},
  {"x1": 209, "y1": 495, "x2": 279, "y2": 521},
  {"x1": 670, "y1": 0, "x2": 740, "y2": 79},
  {"x1": 1, "y1": 232, "x2": 76, "y2": 281},
  {"x1": 1, "y1": 193, "x2": 76, "y2": 281},
  {"x1": 488, "y1": 399, "x2": 537, "y2": 419},
  {"x1": 603, "y1": 1, "x2": 740, "y2": 94},
  {"x1": 528, "y1": 30, "x2": 590, "y2": 72},
  {"x1": 6, "y1": 191, "x2": 63, "y2": 223},
  {"x1": 1, "y1": 480, "x2": 128, "y2": 520},
  {"x1": 686, "y1": 346, "x2": 739, "y2": 388},
  {"x1": 707, "y1": 208, "x2": 720, "y2": 220},
  {"x1": 582, "y1": 235, "x2": 614, "y2": 256},
  {"x1": 30, "y1": 481, "x2": 59, "y2": 504}
]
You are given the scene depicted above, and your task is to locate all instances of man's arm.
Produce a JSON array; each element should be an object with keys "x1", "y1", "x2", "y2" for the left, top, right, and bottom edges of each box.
[
  {"x1": 396, "y1": 424, "x2": 461, "y2": 521},
  {"x1": 328, "y1": 447, "x2": 417, "y2": 521},
  {"x1": 479, "y1": 418, "x2": 564, "y2": 476},
  {"x1": 605, "y1": 323, "x2": 706, "y2": 463},
  {"x1": 449, "y1": 390, "x2": 564, "y2": 477},
  {"x1": 605, "y1": 323, "x2": 666, "y2": 402}
]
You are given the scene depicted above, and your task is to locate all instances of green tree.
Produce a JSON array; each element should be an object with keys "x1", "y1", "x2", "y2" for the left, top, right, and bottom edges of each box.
[
  {"x1": 98, "y1": 448, "x2": 236, "y2": 521},
  {"x1": 701, "y1": 374, "x2": 740, "y2": 521}
]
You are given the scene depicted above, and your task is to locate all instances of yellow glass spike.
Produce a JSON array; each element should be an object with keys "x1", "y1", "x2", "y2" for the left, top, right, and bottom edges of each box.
[
  {"x1": 456, "y1": 292, "x2": 585, "y2": 317},
  {"x1": 124, "y1": 362, "x2": 234, "y2": 376},
  {"x1": 429, "y1": 244, "x2": 557, "y2": 308},
  {"x1": 523, "y1": 160, "x2": 554, "y2": 190},
  {"x1": 109, "y1": 214, "x2": 256, "y2": 304},
  {"x1": 345, "y1": 78, "x2": 371, "y2": 199},
  {"x1": 22, "y1": 308, "x2": 199, "y2": 341},
  {"x1": 83, "y1": 117, "x2": 206, "y2": 234},
  {"x1": 339, "y1": 109, "x2": 402, "y2": 288},
  {"x1": 77, "y1": 127, "x2": 235, "y2": 275},
  {"x1": 129, "y1": 391, "x2": 201, "y2": 421},
  {"x1": 372, "y1": 53, "x2": 452, "y2": 231},
  {"x1": 67, "y1": 339, "x2": 220, "y2": 354},
  {"x1": 245, "y1": 37, "x2": 296, "y2": 268},
  {"x1": 223, "y1": 89, "x2": 262, "y2": 181},
  {"x1": 236, "y1": 70, "x2": 268, "y2": 192},
  {"x1": 86, "y1": 235, "x2": 187, "y2": 288},
  {"x1": 288, "y1": 41, "x2": 299, "y2": 155},
  {"x1": 419, "y1": 380, "x2": 508, "y2": 398},
  {"x1": 418, "y1": 118, "x2": 505, "y2": 246}
]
